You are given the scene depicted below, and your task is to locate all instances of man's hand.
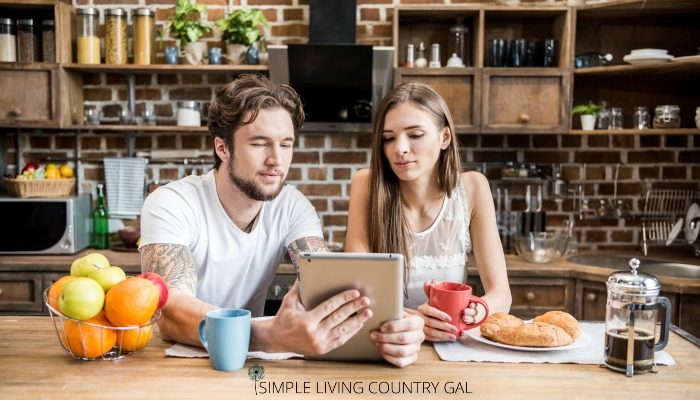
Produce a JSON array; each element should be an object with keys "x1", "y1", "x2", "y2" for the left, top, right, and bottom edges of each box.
[
  {"x1": 370, "y1": 312, "x2": 425, "y2": 367},
  {"x1": 252, "y1": 280, "x2": 373, "y2": 355}
]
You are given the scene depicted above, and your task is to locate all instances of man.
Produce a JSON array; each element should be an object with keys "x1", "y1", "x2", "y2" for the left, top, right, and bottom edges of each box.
[{"x1": 139, "y1": 74, "x2": 424, "y2": 367}]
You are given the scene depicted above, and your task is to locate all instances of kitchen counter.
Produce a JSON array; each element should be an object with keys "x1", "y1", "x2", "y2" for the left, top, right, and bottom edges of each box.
[{"x1": 1, "y1": 316, "x2": 699, "y2": 399}]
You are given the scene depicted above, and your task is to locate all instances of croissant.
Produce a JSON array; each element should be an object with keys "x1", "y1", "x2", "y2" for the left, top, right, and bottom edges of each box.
[
  {"x1": 532, "y1": 311, "x2": 581, "y2": 339},
  {"x1": 494, "y1": 321, "x2": 574, "y2": 347},
  {"x1": 480, "y1": 312, "x2": 524, "y2": 341}
]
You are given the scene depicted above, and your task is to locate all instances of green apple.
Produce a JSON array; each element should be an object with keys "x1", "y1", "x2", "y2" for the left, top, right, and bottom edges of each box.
[
  {"x1": 70, "y1": 253, "x2": 110, "y2": 277},
  {"x1": 58, "y1": 277, "x2": 105, "y2": 321},
  {"x1": 88, "y1": 266, "x2": 126, "y2": 292}
]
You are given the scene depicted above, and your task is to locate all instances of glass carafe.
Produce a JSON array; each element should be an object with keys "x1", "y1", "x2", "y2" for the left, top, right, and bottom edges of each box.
[{"x1": 604, "y1": 258, "x2": 671, "y2": 376}]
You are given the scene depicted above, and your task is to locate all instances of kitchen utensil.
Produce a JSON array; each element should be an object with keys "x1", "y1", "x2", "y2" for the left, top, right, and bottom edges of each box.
[
  {"x1": 514, "y1": 232, "x2": 568, "y2": 263},
  {"x1": 604, "y1": 258, "x2": 671, "y2": 376},
  {"x1": 684, "y1": 203, "x2": 700, "y2": 244},
  {"x1": 525, "y1": 185, "x2": 531, "y2": 212},
  {"x1": 536, "y1": 185, "x2": 543, "y2": 212}
]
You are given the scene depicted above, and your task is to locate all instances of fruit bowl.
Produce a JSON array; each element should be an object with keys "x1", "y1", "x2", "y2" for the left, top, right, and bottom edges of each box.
[
  {"x1": 514, "y1": 232, "x2": 569, "y2": 264},
  {"x1": 44, "y1": 288, "x2": 160, "y2": 361}
]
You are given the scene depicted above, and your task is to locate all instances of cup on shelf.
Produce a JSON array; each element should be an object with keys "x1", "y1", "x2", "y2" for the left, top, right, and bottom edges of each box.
[
  {"x1": 119, "y1": 110, "x2": 134, "y2": 125},
  {"x1": 510, "y1": 38, "x2": 528, "y2": 67},
  {"x1": 84, "y1": 108, "x2": 100, "y2": 126},
  {"x1": 141, "y1": 109, "x2": 156, "y2": 126},
  {"x1": 208, "y1": 47, "x2": 222, "y2": 65},
  {"x1": 164, "y1": 46, "x2": 178, "y2": 65},
  {"x1": 489, "y1": 38, "x2": 506, "y2": 67}
]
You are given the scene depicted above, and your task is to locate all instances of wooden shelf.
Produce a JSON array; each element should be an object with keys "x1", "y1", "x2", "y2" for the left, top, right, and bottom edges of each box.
[
  {"x1": 63, "y1": 64, "x2": 268, "y2": 75},
  {"x1": 574, "y1": 58, "x2": 700, "y2": 77},
  {"x1": 569, "y1": 128, "x2": 699, "y2": 135},
  {"x1": 66, "y1": 125, "x2": 209, "y2": 132}
]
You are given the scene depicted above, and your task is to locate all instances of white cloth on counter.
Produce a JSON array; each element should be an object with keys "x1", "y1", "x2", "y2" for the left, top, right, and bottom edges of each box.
[
  {"x1": 434, "y1": 322, "x2": 676, "y2": 366},
  {"x1": 103, "y1": 157, "x2": 147, "y2": 218},
  {"x1": 164, "y1": 343, "x2": 303, "y2": 360}
]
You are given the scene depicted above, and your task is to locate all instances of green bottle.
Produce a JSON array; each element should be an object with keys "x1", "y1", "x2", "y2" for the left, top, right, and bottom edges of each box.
[{"x1": 91, "y1": 183, "x2": 110, "y2": 249}]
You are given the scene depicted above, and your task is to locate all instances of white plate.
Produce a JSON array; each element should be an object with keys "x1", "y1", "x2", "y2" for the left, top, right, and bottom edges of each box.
[
  {"x1": 630, "y1": 48, "x2": 668, "y2": 57},
  {"x1": 623, "y1": 54, "x2": 674, "y2": 64},
  {"x1": 666, "y1": 217, "x2": 684, "y2": 246},
  {"x1": 684, "y1": 203, "x2": 700, "y2": 244},
  {"x1": 467, "y1": 329, "x2": 592, "y2": 352}
]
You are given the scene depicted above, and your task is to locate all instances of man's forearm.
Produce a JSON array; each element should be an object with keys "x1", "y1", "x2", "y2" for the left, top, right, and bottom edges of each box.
[{"x1": 158, "y1": 290, "x2": 218, "y2": 347}]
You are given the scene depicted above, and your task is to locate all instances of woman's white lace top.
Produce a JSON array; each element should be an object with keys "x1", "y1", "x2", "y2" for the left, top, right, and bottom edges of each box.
[{"x1": 404, "y1": 181, "x2": 472, "y2": 310}]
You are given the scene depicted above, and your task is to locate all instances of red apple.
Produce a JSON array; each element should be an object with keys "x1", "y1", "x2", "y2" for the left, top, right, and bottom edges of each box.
[
  {"x1": 136, "y1": 272, "x2": 169, "y2": 310},
  {"x1": 22, "y1": 162, "x2": 39, "y2": 173}
]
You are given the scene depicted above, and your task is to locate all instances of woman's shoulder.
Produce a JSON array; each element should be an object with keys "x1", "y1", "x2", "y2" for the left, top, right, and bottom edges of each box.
[
  {"x1": 352, "y1": 168, "x2": 371, "y2": 181},
  {"x1": 458, "y1": 170, "x2": 489, "y2": 191}
]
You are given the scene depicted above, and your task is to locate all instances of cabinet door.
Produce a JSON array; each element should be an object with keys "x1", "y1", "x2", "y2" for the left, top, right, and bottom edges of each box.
[
  {"x1": 508, "y1": 277, "x2": 575, "y2": 319},
  {"x1": 679, "y1": 294, "x2": 700, "y2": 339},
  {"x1": 0, "y1": 272, "x2": 43, "y2": 313},
  {"x1": 0, "y1": 67, "x2": 56, "y2": 127},
  {"x1": 394, "y1": 68, "x2": 481, "y2": 133},
  {"x1": 482, "y1": 68, "x2": 571, "y2": 134}
]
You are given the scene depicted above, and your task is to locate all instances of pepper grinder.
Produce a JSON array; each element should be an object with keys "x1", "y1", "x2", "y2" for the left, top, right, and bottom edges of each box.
[
  {"x1": 415, "y1": 42, "x2": 428, "y2": 68},
  {"x1": 429, "y1": 43, "x2": 441, "y2": 68}
]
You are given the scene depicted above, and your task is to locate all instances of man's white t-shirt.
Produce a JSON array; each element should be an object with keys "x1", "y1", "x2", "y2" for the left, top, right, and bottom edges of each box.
[{"x1": 139, "y1": 170, "x2": 322, "y2": 316}]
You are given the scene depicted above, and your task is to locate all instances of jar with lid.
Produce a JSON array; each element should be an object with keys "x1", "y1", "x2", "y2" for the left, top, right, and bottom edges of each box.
[
  {"x1": 0, "y1": 18, "x2": 16, "y2": 62},
  {"x1": 133, "y1": 8, "x2": 156, "y2": 65},
  {"x1": 414, "y1": 42, "x2": 427, "y2": 68},
  {"x1": 76, "y1": 8, "x2": 100, "y2": 64},
  {"x1": 17, "y1": 19, "x2": 39, "y2": 62},
  {"x1": 596, "y1": 100, "x2": 610, "y2": 129},
  {"x1": 609, "y1": 107, "x2": 623, "y2": 129},
  {"x1": 105, "y1": 9, "x2": 127, "y2": 64},
  {"x1": 653, "y1": 105, "x2": 681, "y2": 129},
  {"x1": 41, "y1": 20, "x2": 55, "y2": 63},
  {"x1": 177, "y1": 101, "x2": 201, "y2": 127}
]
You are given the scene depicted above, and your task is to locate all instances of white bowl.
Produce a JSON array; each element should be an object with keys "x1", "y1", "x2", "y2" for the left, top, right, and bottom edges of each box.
[{"x1": 629, "y1": 48, "x2": 668, "y2": 57}]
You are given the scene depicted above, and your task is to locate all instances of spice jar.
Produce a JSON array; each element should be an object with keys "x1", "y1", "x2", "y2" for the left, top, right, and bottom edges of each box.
[
  {"x1": 405, "y1": 44, "x2": 414, "y2": 68},
  {"x1": 17, "y1": 19, "x2": 40, "y2": 62},
  {"x1": 133, "y1": 8, "x2": 156, "y2": 65},
  {"x1": 76, "y1": 8, "x2": 100, "y2": 64},
  {"x1": 176, "y1": 101, "x2": 201, "y2": 127},
  {"x1": 41, "y1": 19, "x2": 55, "y2": 63},
  {"x1": 0, "y1": 18, "x2": 16, "y2": 62},
  {"x1": 653, "y1": 105, "x2": 681, "y2": 129},
  {"x1": 105, "y1": 9, "x2": 127, "y2": 64}
]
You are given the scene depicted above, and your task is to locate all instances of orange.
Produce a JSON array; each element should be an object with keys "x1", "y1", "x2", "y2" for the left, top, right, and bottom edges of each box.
[
  {"x1": 59, "y1": 164, "x2": 74, "y2": 178},
  {"x1": 45, "y1": 168, "x2": 61, "y2": 179},
  {"x1": 105, "y1": 277, "x2": 159, "y2": 327},
  {"x1": 63, "y1": 311, "x2": 116, "y2": 358},
  {"x1": 47, "y1": 276, "x2": 76, "y2": 311},
  {"x1": 116, "y1": 324, "x2": 154, "y2": 352}
]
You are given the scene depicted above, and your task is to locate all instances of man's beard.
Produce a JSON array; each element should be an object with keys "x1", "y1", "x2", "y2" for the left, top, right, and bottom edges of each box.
[{"x1": 227, "y1": 158, "x2": 285, "y2": 201}]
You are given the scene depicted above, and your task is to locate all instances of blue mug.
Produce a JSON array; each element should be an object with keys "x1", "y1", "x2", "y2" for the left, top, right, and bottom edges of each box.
[
  {"x1": 199, "y1": 308, "x2": 251, "y2": 371},
  {"x1": 208, "y1": 47, "x2": 222, "y2": 65},
  {"x1": 164, "y1": 46, "x2": 179, "y2": 65}
]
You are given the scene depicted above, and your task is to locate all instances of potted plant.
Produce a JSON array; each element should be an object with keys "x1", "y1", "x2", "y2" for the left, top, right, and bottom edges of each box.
[
  {"x1": 215, "y1": 8, "x2": 269, "y2": 65},
  {"x1": 162, "y1": 0, "x2": 213, "y2": 65},
  {"x1": 572, "y1": 101, "x2": 602, "y2": 131}
]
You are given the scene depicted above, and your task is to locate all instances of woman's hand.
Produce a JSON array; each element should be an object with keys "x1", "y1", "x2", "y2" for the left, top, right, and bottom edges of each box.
[{"x1": 416, "y1": 302, "x2": 459, "y2": 341}]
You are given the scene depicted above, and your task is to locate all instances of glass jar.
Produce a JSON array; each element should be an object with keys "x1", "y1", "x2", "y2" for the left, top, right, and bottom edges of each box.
[
  {"x1": 177, "y1": 101, "x2": 201, "y2": 127},
  {"x1": 448, "y1": 19, "x2": 469, "y2": 67},
  {"x1": 0, "y1": 18, "x2": 16, "y2": 62},
  {"x1": 596, "y1": 101, "x2": 610, "y2": 129},
  {"x1": 609, "y1": 107, "x2": 623, "y2": 129},
  {"x1": 76, "y1": 8, "x2": 100, "y2": 64},
  {"x1": 42, "y1": 19, "x2": 55, "y2": 63},
  {"x1": 632, "y1": 106, "x2": 650, "y2": 130},
  {"x1": 133, "y1": 8, "x2": 156, "y2": 65},
  {"x1": 105, "y1": 9, "x2": 127, "y2": 64},
  {"x1": 17, "y1": 19, "x2": 39, "y2": 62},
  {"x1": 653, "y1": 105, "x2": 681, "y2": 129}
]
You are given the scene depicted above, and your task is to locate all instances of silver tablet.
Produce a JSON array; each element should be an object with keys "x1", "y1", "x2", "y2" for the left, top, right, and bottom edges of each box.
[{"x1": 298, "y1": 252, "x2": 404, "y2": 362}]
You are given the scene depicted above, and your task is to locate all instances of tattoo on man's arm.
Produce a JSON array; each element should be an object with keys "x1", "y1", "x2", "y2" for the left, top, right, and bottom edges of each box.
[
  {"x1": 286, "y1": 236, "x2": 329, "y2": 271},
  {"x1": 141, "y1": 243, "x2": 197, "y2": 295}
]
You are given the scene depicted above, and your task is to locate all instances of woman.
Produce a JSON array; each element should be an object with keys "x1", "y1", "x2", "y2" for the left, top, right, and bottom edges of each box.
[{"x1": 345, "y1": 82, "x2": 511, "y2": 342}]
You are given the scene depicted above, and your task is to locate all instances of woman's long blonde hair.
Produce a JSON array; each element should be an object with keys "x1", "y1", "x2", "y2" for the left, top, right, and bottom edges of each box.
[{"x1": 367, "y1": 82, "x2": 462, "y2": 282}]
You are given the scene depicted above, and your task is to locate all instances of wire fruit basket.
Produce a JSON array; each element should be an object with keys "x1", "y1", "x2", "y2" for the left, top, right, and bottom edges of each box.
[{"x1": 44, "y1": 288, "x2": 160, "y2": 361}]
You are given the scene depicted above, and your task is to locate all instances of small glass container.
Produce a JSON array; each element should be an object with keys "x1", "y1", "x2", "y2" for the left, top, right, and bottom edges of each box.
[
  {"x1": 405, "y1": 44, "x2": 414, "y2": 68},
  {"x1": 133, "y1": 8, "x2": 156, "y2": 65},
  {"x1": 609, "y1": 107, "x2": 623, "y2": 129},
  {"x1": 105, "y1": 9, "x2": 127, "y2": 64},
  {"x1": 632, "y1": 106, "x2": 650, "y2": 130},
  {"x1": 415, "y1": 42, "x2": 427, "y2": 68},
  {"x1": 448, "y1": 19, "x2": 469, "y2": 67},
  {"x1": 429, "y1": 43, "x2": 441, "y2": 68},
  {"x1": 653, "y1": 105, "x2": 681, "y2": 129},
  {"x1": 41, "y1": 19, "x2": 55, "y2": 63},
  {"x1": 76, "y1": 8, "x2": 100, "y2": 64},
  {"x1": 177, "y1": 101, "x2": 201, "y2": 127},
  {"x1": 17, "y1": 19, "x2": 40, "y2": 62},
  {"x1": 0, "y1": 18, "x2": 16, "y2": 62},
  {"x1": 596, "y1": 100, "x2": 610, "y2": 129}
]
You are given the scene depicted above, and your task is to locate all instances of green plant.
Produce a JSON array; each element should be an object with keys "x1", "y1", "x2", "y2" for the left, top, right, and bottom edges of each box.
[
  {"x1": 571, "y1": 101, "x2": 602, "y2": 116},
  {"x1": 162, "y1": 0, "x2": 213, "y2": 47},
  {"x1": 215, "y1": 8, "x2": 269, "y2": 47}
]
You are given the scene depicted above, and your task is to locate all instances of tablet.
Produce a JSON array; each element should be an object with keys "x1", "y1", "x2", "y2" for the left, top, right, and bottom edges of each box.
[{"x1": 298, "y1": 252, "x2": 404, "y2": 362}]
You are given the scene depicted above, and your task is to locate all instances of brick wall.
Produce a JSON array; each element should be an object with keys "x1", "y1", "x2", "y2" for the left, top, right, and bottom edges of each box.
[{"x1": 4, "y1": 0, "x2": 700, "y2": 254}]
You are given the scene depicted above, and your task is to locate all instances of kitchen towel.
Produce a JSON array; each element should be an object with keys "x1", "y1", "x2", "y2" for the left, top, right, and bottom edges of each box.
[
  {"x1": 164, "y1": 343, "x2": 303, "y2": 360},
  {"x1": 103, "y1": 157, "x2": 147, "y2": 218},
  {"x1": 434, "y1": 322, "x2": 676, "y2": 366}
]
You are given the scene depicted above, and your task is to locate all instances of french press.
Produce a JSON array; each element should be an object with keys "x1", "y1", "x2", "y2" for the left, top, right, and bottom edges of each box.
[{"x1": 604, "y1": 258, "x2": 671, "y2": 376}]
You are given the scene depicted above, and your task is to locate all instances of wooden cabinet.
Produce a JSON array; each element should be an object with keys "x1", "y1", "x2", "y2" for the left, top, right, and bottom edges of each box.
[
  {"x1": 0, "y1": 272, "x2": 43, "y2": 313},
  {"x1": 392, "y1": 5, "x2": 572, "y2": 134},
  {"x1": 508, "y1": 277, "x2": 575, "y2": 319},
  {"x1": 0, "y1": 0, "x2": 82, "y2": 128}
]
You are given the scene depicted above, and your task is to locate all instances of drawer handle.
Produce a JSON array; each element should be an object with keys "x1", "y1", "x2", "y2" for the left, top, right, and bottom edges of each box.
[
  {"x1": 526, "y1": 292, "x2": 536, "y2": 302},
  {"x1": 10, "y1": 108, "x2": 22, "y2": 117},
  {"x1": 518, "y1": 113, "x2": 530, "y2": 123},
  {"x1": 586, "y1": 293, "x2": 597, "y2": 302}
]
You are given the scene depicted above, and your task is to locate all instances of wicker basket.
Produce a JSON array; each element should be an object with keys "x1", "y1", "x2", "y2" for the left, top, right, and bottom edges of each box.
[{"x1": 2, "y1": 177, "x2": 76, "y2": 198}]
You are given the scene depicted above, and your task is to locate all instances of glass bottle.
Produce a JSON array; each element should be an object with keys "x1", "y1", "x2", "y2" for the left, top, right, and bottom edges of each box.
[
  {"x1": 76, "y1": 8, "x2": 100, "y2": 64},
  {"x1": 105, "y1": 9, "x2": 127, "y2": 64},
  {"x1": 596, "y1": 101, "x2": 609, "y2": 129},
  {"x1": 42, "y1": 19, "x2": 55, "y2": 63},
  {"x1": 133, "y1": 8, "x2": 156, "y2": 65},
  {"x1": 0, "y1": 18, "x2": 16, "y2": 62},
  {"x1": 448, "y1": 18, "x2": 469, "y2": 67},
  {"x1": 92, "y1": 184, "x2": 110, "y2": 249},
  {"x1": 17, "y1": 19, "x2": 39, "y2": 62}
]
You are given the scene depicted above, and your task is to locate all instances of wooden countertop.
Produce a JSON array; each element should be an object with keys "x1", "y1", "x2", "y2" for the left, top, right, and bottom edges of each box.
[{"x1": 1, "y1": 316, "x2": 699, "y2": 399}]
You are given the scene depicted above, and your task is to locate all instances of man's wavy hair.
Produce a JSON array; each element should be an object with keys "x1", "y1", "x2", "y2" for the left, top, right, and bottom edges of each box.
[{"x1": 207, "y1": 74, "x2": 305, "y2": 170}]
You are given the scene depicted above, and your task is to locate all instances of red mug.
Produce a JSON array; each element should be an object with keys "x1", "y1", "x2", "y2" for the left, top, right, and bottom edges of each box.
[{"x1": 428, "y1": 282, "x2": 490, "y2": 337}]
